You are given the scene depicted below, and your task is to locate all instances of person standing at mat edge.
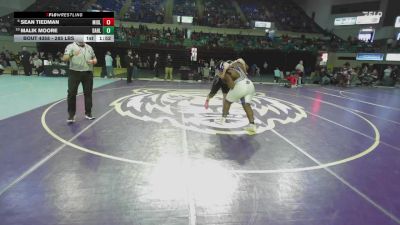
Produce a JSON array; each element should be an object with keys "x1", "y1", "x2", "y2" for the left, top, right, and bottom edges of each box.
[
  {"x1": 165, "y1": 54, "x2": 173, "y2": 81},
  {"x1": 63, "y1": 40, "x2": 97, "y2": 123}
]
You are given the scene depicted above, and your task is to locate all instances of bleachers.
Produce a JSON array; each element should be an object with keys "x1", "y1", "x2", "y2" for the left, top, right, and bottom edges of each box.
[
  {"x1": 237, "y1": 0, "x2": 270, "y2": 22},
  {"x1": 25, "y1": 0, "x2": 88, "y2": 11},
  {"x1": 173, "y1": 0, "x2": 196, "y2": 16},
  {"x1": 115, "y1": 25, "x2": 326, "y2": 53},
  {"x1": 1, "y1": 0, "x2": 398, "y2": 54},
  {"x1": 197, "y1": 0, "x2": 247, "y2": 28},
  {"x1": 1, "y1": 0, "x2": 324, "y2": 33},
  {"x1": 94, "y1": 0, "x2": 125, "y2": 12},
  {"x1": 263, "y1": 0, "x2": 321, "y2": 33},
  {"x1": 124, "y1": 0, "x2": 165, "y2": 23},
  {"x1": 0, "y1": 15, "x2": 13, "y2": 35}
]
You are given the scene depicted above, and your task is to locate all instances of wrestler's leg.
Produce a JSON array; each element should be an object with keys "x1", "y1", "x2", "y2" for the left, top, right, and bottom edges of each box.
[
  {"x1": 222, "y1": 99, "x2": 232, "y2": 118},
  {"x1": 242, "y1": 102, "x2": 254, "y2": 124}
]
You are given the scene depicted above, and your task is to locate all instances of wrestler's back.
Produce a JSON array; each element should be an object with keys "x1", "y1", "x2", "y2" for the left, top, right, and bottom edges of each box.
[{"x1": 229, "y1": 62, "x2": 246, "y2": 81}]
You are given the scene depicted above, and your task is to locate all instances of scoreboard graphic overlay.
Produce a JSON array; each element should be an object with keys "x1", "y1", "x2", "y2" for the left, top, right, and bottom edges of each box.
[{"x1": 14, "y1": 12, "x2": 114, "y2": 42}]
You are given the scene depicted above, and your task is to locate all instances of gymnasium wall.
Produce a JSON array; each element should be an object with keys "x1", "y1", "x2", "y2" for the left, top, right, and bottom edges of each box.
[
  {"x1": 0, "y1": 35, "x2": 37, "y2": 53},
  {"x1": 293, "y1": 0, "x2": 396, "y2": 40},
  {"x1": 0, "y1": 0, "x2": 35, "y2": 16},
  {"x1": 327, "y1": 52, "x2": 400, "y2": 70}
]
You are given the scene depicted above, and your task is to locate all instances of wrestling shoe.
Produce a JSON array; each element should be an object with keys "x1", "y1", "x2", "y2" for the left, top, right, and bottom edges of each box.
[
  {"x1": 244, "y1": 123, "x2": 257, "y2": 135},
  {"x1": 215, "y1": 117, "x2": 227, "y2": 125}
]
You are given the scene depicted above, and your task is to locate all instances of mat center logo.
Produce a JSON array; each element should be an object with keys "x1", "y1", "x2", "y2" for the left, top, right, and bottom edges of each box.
[{"x1": 111, "y1": 89, "x2": 307, "y2": 135}]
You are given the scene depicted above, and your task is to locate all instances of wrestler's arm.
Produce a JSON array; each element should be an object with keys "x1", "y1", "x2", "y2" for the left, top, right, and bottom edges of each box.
[
  {"x1": 223, "y1": 71, "x2": 235, "y2": 89},
  {"x1": 207, "y1": 77, "x2": 222, "y2": 100},
  {"x1": 230, "y1": 58, "x2": 249, "y2": 74}
]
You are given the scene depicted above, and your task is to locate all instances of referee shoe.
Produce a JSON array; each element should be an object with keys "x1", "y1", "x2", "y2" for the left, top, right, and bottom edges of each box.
[
  {"x1": 85, "y1": 114, "x2": 96, "y2": 120},
  {"x1": 67, "y1": 115, "x2": 75, "y2": 124}
]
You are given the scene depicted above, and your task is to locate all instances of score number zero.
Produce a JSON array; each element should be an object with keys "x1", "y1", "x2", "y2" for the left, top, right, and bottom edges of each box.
[
  {"x1": 102, "y1": 18, "x2": 114, "y2": 35},
  {"x1": 102, "y1": 18, "x2": 114, "y2": 26}
]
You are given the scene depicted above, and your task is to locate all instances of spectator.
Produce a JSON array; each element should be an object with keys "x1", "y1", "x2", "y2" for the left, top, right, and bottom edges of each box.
[
  {"x1": 145, "y1": 56, "x2": 151, "y2": 69},
  {"x1": 383, "y1": 66, "x2": 392, "y2": 79},
  {"x1": 154, "y1": 53, "x2": 160, "y2": 78},
  {"x1": 39, "y1": 51, "x2": 46, "y2": 61},
  {"x1": 391, "y1": 66, "x2": 399, "y2": 86},
  {"x1": 263, "y1": 61, "x2": 268, "y2": 73},
  {"x1": 165, "y1": 54, "x2": 173, "y2": 81},
  {"x1": 20, "y1": 47, "x2": 32, "y2": 76},
  {"x1": 105, "y1": 51, "x2": 114, "y2": 78},
  {"x1": 295, "y1": 60, "x2": 304, "y2": 85},
  {"x1": 3, "y1": 50, "x2": 11, "y2": 66},
  {"x1": 320, "y1": 68, "x2": 330, "y2": 85},
  {"x1": 116, "y1": 54, "x2": 121, "y2": 68},
  {"x1": 286, "y1": 71, "x2": 298, "y2": 87},
  {"x1": 371, "y1": 69, "x2": 379, "y2": 84},
  {"x1": 250, "y1": 64, "x2": 258, "y2": 76},
  {"x1": 133, "y1": 53, "x2": 139, "y2": 79},
  {"x1": 255, "y1": 65, "x2": 260, "y2": 76},
  {"x1": 125, "y1": 50, "x2": 134, "y2": 83},
  {"x1": 32, "y1": 55, "x2": 44, "y2": 75},
  {"x1": 210, "y1": 58, "x2": 215, "y2": 73},
  {"x1": 340, "y1": 62, "x2": 352, "y2": 87},
  {"x1": 274, "y1": 67, "x2": 281, "y2": 83}
]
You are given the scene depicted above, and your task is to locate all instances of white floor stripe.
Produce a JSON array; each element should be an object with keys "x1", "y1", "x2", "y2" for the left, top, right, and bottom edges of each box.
[
  {"x1": 272, "y1": 129, "x2": 400, "y2": 224},
  {"x1": 306, "y1": 110, "x2": 400, "y2": 152},
  {"x1": 181, "y1": 104, "x2": 196, "y2": 225},
  {"x1": 313, "y1": 90, "x2": 400, "y2": 111},
  {"x1": 0, "y1": 82, "x2": 156, "y2": 197},
  {"x1": 0, "y1": 108, "x2": 113, "y2": 197},
  {"x1": 269, "y1": 90, "x2": 400, "y2": 153}
]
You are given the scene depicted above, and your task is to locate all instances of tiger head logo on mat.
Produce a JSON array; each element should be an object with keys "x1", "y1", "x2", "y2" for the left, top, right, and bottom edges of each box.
[{"x1": 111, "y1": 88, "x2": 307, "y2": 135}]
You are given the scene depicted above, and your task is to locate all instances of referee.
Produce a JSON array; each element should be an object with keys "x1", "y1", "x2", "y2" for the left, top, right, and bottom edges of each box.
[{"x1": 63, "y1": 40, "x2": 97, "y2": 123}]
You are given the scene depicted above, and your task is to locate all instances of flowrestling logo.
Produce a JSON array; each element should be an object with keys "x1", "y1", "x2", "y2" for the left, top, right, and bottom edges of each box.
[{"x1": 111, "y1": 89, "x2": 307, "y2": 135}]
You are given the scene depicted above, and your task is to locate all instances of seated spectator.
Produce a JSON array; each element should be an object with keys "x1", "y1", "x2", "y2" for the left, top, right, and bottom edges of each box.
[
  {"x1": 338, "y1": 62, "x2": 352, "y2": 87},
  {"x1": 286, "y1": 71, "x2": 298, "y2": 87},
  {"x1": 32, "y1": 55, "x2": 44, "y2": 75},
  {"x1": 382, "y1": 66, "x2": 393, "y2": 86},
  {"x1": 320, "y1": 68, "x2": 331, "y2": 85},
  {"x1": 274, "y1": 67, "x2": 281, "y2": 83},
  {"x1": 384, "y1": 66, "x2": 392, "y2": 80}
]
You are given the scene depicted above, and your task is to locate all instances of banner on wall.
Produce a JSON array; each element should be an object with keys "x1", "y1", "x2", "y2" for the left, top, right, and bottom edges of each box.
[
  {"x1": 356, "y1": 15, "x2": 381, "y2": 25},
  {"x1": 386, "y1": 53, "x2": 400, "y2": 62},
  {"x1": 334, "y1": 17, "x2": 357, "y2": 26},
  {"x1": 176, "y1": 16, "x2": 193, "y2": 24},
  {"x1": 254, "y1": 21, "x2": 272, "y2": 28},
  {"x1": 334, "y1": 12, "x2": 382, "y2": 26},
  {"x1": 395, "y1": 16, "x2": 400, "y2": 28},
  {"x1": 358, "y1": 28, "x2": 375, "y2": 43},
  {"x1": 356, "y1": 53, "x2": 384, "y2": 61}
]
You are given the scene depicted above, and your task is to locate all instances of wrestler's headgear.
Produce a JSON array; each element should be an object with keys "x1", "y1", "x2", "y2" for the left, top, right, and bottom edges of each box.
[{"x1": 217, "y1": 61, "x2": 231, "y2": 73}]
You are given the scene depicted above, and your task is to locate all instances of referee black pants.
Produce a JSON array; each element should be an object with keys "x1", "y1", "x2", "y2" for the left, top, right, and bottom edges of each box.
[
  {"x1": 68, "y1": 70, "x2": 93, "y2": 117},
  {"x1": 127, "y1": 67, "x2": 133, "y2": 83},
  {"x1": 22, "y1": 63, "x2": 31, "y2": 76}
]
